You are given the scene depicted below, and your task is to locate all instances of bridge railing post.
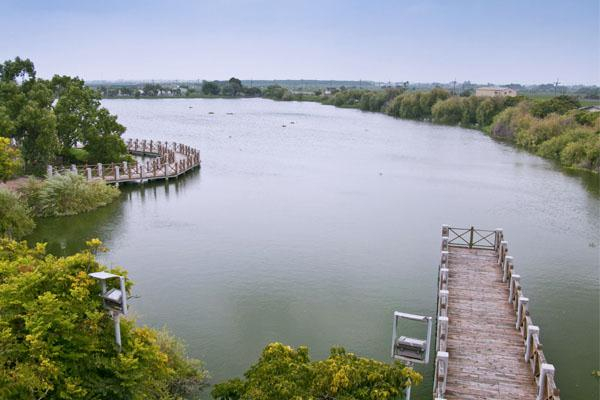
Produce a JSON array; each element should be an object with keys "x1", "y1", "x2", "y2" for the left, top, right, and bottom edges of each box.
[
  {"x1": 97, "y1": 163, "x2": 103, "y2": 178},
  {"x1": 86, "y1": 168, "x2": 92, "y2": 181},
  {"x1": 525, "y1": 325, "x2": 540, "y2": 361},
  {"x1": 468, "y1": 226, "x2": 474, "y2": 248},
  {"x1": 508, "y1": 274, "x2": 520, "y2": 303},
  {"x1": 516, "y1": 296, "x2": 529, "y2": 330},
  {"x1": 494, "y1": 228, "x2": 503, "y2": 251},
  {"x1": 434, "y1": 351, "x2": 448, "y2": 398},
  {"x1": 537, "y1": 363, "x2": 555, "y2": 400},
  {"x1": 502, "y1": 255, "x2": 513, "y2": 283}
]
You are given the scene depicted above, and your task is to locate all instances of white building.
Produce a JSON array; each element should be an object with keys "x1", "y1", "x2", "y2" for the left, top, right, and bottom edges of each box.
[{"x1": 475, "y1": 86, "x2": 518, "y2": 97}]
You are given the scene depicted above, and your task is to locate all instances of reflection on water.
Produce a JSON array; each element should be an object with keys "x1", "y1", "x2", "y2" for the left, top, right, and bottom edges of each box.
[{"x1": 28, "y1": 99, "x2": 599, "y2": 399}]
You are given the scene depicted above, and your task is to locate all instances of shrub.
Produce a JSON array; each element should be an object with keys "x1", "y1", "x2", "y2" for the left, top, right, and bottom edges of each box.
[
  {"x1": 490, "y1": 103, "x2": 533, "y2": 139},
  {"x1": 0, "y1": 137, "x2": 23, "y2": 181},
  {"x1": 432, "y1": 97, "x2": 465, "y2": 125},
  {"x1": 20, "y1": 173, "x2": 120, "y2": 217},
  {"x1": 530, "y1": 95, "x2": 581, "y2": 118},
  {"x1": 212, "y1": 342, "x2": 421, "y2": 400},
  {"x1": 0, "y1": 238, "x2": 208, "y2": 399},
  {"x1": 0, "y1": 189, "x2": 35, "y2": 239},
  {"x1": 514, "y1": 113, "x2": 576, "y2": 149}
]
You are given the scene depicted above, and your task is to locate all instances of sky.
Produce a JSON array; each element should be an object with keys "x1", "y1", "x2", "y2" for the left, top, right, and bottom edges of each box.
[{"x1": 1, "y1": 0, "x2": 598, "y2": 84}]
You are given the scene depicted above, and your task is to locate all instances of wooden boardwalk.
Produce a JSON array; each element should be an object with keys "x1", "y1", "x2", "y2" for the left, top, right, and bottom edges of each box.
[
  {"x1": 433, "y1": 226, "x2": 560, "y2": 400},
  {"x1": 47, "y1": 138, "x2": 200, "y2": 184}
]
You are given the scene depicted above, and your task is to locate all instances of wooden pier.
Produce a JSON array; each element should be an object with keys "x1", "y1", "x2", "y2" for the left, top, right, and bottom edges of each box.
[
  {"x1": 47, "y1": 138, "x2": 201, "y2": 184},
  {"x1": 433, "y1": 226, "x2": 559, "y2": 400}
]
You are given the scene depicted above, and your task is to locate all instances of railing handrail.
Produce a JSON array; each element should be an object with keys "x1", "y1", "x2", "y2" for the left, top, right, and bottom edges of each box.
[
  {"x1": 47, "y1": 138, "x2": 201, "y2": 182},
  {"x1": 433, "y1": 225, "x2": 559, "y2": 400}
]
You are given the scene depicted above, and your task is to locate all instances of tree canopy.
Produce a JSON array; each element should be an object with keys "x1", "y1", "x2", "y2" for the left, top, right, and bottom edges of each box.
[
  {"x1": 0, "y1": 238, "x2": 207, "y2": 399},
  {"x1": 211, "y1": 342, "x2": 421, "y2": 400},
  {"x1": 0, "y1": 58, "x2": 129, "y2": 174}
]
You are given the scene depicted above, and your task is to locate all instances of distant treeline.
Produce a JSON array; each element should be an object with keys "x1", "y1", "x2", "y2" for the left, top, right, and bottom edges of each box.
[
  {"x1": 268, "y1": 87, "x2": 598, "y2": 172},
  {"x1": 93, "y1": 78, "x2": 600, "y2": 173}
]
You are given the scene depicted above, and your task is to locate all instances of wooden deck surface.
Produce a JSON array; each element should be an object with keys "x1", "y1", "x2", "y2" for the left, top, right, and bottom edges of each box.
[{"x1": 445, "y1": 246, "x2": 537, "y2": 399}]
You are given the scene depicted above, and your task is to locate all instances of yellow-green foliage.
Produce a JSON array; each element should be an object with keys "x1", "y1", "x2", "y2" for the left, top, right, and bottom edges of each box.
[
  {"x1": 0, "y1": 238, "x2": 207, "y2": 399},
  {"x1": 491, "y1": 103, "x2": 600, "y2": 170},
  {"x1": 20, "y1": 173, "x2": 120, "y2": 217},
  {"x1": 0, "y1": 137, "x2": 23, "y2": 181},
  {"x1": 0, "y1": 189, "x2": 35, "y2": 239},
  {"x1": 211, "y1": 342, "x2": 421, "y2": 400}
]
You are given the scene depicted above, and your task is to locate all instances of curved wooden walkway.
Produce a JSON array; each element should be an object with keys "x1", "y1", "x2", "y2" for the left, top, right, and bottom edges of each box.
[
  {"x1": 48, "y1": 138, "x2": 200, "y2": 184},
  {"x1": 433, "y1": 226, "x2": 559, "y2": 400}
]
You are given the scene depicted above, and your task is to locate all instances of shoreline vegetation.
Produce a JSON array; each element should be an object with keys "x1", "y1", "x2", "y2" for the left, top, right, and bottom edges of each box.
[
  {"x1": 1, "y1": 57, "x2": 130, "y2": 238},
  {"x1": 100, "y1": 78, "x2": 600, "y2": 175}
]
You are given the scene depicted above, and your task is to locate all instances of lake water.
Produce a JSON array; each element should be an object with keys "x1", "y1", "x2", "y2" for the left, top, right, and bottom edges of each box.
[{"x1": 28, "y1": 98, "x2": 599, "y2": 398}]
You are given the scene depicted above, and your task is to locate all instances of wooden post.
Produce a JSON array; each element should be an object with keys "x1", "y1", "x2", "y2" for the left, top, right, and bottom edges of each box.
[
  {"x1": 468, "y1": 226, "x2": 474, "y2": 248},
  {"x1": 516, "y1": 296, "x2": 529, "y2": 329},
  {"x1": 437, "y1": 316, "x2": 448, "y2": 351},
  {"x1": 494, "y1": 228, "x2": 503, "y2": 251},
  {"x1": 435, "y1": 351, "x2": 449, "y2": 397},
  {"x1": 509, "y1": 274, "x2": 521, "y2": 303},
  {"x1": 502, "y1": 256, "x2": 513, "y2": 282},
  {"x1": 441, "y1": 236, "x2": 449, "y2": 251},
  {"x1": 98, "y1": 163, "x2": 103, "y2": 178},
  {"x1": 440, "y1": 251, "x2": 449, "y2": 267},
  {"x1": 439, "y1": 289, "x2": 449, "y2": 309},
  {"x1": 441, "y1": 224, "x2": 449, "y2": 237},
  {"x1": 536, "y1": 364, "x2": 555, "y2": 400},
  {"x1": 439, "y1": 268, "x2": 449, "y2": 289},
  {"x1": 525, "y1": 325, "x2": 540, "y2": 361}
]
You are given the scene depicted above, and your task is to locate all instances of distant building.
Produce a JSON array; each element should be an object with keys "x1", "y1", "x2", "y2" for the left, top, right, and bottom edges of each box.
[
  {"x1": 475, "y1": 86, "x2": 518, "y2": 97},
  {"x1": 578, "y1": 105, "x2": 600, "y2": 112}
]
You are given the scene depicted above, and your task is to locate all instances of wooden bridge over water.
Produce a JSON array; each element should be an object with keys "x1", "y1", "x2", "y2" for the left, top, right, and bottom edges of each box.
[
  {"x1": 433, "y1": 226, "x2": 559, "y2": 400},
  {"x1": 47, "y1": 138, "x2": 201, "y2": 184}
]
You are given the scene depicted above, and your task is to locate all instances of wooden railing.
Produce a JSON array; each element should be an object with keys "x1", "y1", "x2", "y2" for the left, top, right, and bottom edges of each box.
[
  {"x1": 433, "y1": 225, "x2": 560, "y2": 400},
  {"x1": 447, "y1": 226, "x2": 499, "y2": 249},
  {"x1": 47, "y1": 139, "x2": 201, "y2": 183}
]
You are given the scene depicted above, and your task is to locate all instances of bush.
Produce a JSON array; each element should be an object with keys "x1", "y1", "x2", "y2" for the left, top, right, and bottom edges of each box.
[
  {"x1": 0, "y1": 137, "x2": 23, "y2": 181},
  {"x1": 0, "y1": 189, "x2": 35, "y2": 239},
  {"x1": 514, "y1": 113, "x2": 576, "y2": 149},
  {"x1": 530, "y1": 95, "x2": 581, "y2": 118},
  {"x1": 432, "y1": 97, "x2": 465, "y2": 125},
  {"x1": 0, "y1": 238, "x2": 208, "y2": 399},
  {"x1": 20, "y1": 173, "x2": 120, "y2": 217},
  {"x1": 490, "y1": 103, "x2": 533, "y2": 139},
  {"x1": 212, "y1": 342, "x2": 421, "y2": 400}
]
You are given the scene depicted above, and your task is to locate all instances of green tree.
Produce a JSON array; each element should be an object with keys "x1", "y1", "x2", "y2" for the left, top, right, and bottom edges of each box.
[
  {"x1": 0, "y1": 189, "x2": 35, "y2": 239},
  {"x1": 212, "y1": 342, "x2": 421, "y2": 400},
  {"x1": 201, "y1": 81, "x2": 221, "y2": 96},
  {"x1": 0, "y1": 137, "x2": 23, "y2": 181},
  {"x1": 16, "y1": 101, "x2": 60, "y2": 174},
  {"x1": 432, "y1": 97, "x2": 465, "y2": 125},
  {"x1": 0, "y1": 238, "x2": 208, "y2": 399},
  {"x1": 530, "y1": 95, "x2": 581, "y2": 118}
]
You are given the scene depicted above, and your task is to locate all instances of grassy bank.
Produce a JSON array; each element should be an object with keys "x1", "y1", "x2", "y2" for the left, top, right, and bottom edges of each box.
[{"x1": 0, "y1": 174, "x2": 120, "y2": 239}]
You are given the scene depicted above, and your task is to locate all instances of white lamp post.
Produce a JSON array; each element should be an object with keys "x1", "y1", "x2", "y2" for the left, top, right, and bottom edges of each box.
[
  {"x1": 391, "y1": 311, "x2": 433, "y2": 400},
  {"x1": 89, "y1": 271, "x2": 128, "y2": 350}
]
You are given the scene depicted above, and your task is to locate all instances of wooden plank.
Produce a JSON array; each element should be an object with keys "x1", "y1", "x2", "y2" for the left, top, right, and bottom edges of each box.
[{"x1": 444, "y1": 246, "x2": 538, "y2": 399}]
